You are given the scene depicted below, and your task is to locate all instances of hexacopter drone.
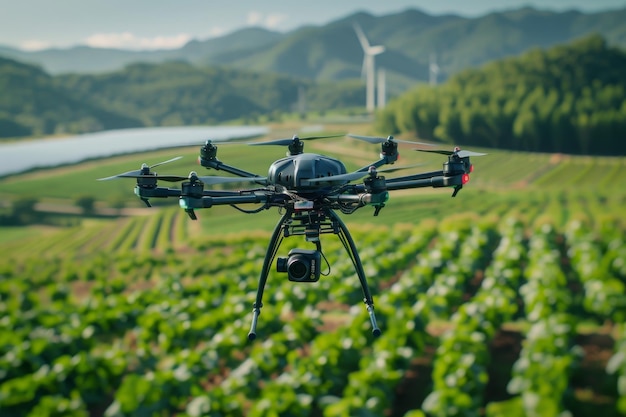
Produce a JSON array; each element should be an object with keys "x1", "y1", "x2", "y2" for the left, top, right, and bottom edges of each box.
[{"x1": 99, "y1": 133, "x2": 485, "y2": 339}]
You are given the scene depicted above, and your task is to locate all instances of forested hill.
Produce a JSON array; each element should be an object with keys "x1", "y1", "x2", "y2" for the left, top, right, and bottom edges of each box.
[
  {"x1": 0, "y1": 58, "x2": 364, "y2": 138},
  {"x1": 376, "y1": 34, "x2": 626, "y2": 156},
  {"x1": 55, "y1": 61, "x2": 364, "y2": 127},
  {"x1": 0, "y1": 56, "x2": 143, "y2": 137}
]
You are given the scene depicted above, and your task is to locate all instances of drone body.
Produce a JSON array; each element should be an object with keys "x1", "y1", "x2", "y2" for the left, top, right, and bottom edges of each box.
[
  {"x1": 100, "y1": 134, "x2": 485, "y2": 339},
  {"x1": 267, "y1": 153, "x2": 348, "y2": 191}
]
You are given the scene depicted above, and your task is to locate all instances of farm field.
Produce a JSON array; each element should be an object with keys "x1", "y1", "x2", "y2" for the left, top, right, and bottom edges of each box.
[{"x1": 1, "y1": 131, "x2": 626, "y2": 416}]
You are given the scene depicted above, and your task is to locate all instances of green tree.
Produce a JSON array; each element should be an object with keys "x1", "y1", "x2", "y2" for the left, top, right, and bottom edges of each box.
[
  {"x1": 11, "y1": 197, "x2": 39, "y2": 224},
  {"x1": 75, "y1": 195, "x2": 96, "y2": 215}
]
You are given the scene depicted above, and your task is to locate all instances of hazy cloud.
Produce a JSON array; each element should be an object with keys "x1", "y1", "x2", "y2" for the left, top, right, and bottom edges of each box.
[
  {"x1": 246, "y1": 11, "x2": 264, "y2": 26},
  {"x1": 84, "y1": 32, "x2": 193, "y2": 50},
  {"x1": 20, "y1": 40, "x2": 53, "y2": 51},
  {"x1": 265, "y1": 13, "x2": 288, "y2": 29},
  {"x1": 209, "y1": 27, "x2": 227, "y2": 37},
  {"x1": 246, "y1": 11, "x2": 288, "y2": 29}
]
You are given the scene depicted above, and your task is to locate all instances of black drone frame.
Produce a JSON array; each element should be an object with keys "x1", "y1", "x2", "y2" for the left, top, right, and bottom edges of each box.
[{"x1": 100, "y1": 135, "x2": 484, "y2": 339}]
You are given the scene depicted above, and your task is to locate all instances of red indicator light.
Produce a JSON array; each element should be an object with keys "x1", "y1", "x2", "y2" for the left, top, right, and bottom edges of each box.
[
  {"x1": 469, "y1": 164, "x2": 474, "y2": 173},
  {"x1": 462, "y1": 173, "x2": 470, "y2": 184}
]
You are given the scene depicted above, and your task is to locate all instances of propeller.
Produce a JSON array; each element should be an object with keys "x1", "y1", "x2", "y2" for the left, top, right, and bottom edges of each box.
[
  {"x1": 100, "y1": 170, "x2": 266, "y2": 185},
  {"x1": 248, "y1": 134, "x2": 344, "y2": 147},
  {"x1": 97, "y1": 156, "x2": 183, "y2": 181},
  {"x1": 348, "y1": 134, "x2": 433, "y2": 147},
  {"x1": 305, "y1": 163, "x2": 425, "y2": 184},
  {"x1": 417, "y1": 147, "x2": 487, "y2": 158}
]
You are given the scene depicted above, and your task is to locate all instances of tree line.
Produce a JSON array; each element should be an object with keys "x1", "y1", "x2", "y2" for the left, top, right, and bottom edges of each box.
[{"x1": 375, "y1": 34, "x2": 626, "y2": 155}]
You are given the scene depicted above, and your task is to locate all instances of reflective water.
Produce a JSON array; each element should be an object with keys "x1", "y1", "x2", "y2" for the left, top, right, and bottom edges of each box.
[{"x1": 0, "y1": 125, "x2": 267, "y2": 177}]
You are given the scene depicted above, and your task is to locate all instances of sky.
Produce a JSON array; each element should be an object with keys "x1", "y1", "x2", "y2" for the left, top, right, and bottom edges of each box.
[{"x1": 2, "y1": 0, "x2": 625, "y2": 51}]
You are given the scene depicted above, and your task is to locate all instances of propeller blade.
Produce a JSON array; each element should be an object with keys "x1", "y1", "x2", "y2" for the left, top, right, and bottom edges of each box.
[
  {"x1": 149, "y1": 156, "x2": 183, "y2": 168},
  {"x1": 248, "y1": 134, "x2": 344, "y2": 146},
  {"x1": 348, "y1": 134, "x2": 433, "y2": 147},
  {"x1": 148, "y1": 174, "x2": 189, "y2": 182},
  {"x1": 248, "y1": 138, "x2": 293, "y2": 146},
  {"x1": 98, "y1": 170, "x2": 144, "y2": 181},
  {"x1": 417, "y1": 149, "x2": 487, "y2": 157},
  {"x1": 378, "y1": 163, "x2": 427, "y2": 173},
  {"x1": 97, "y1": 156, "x2": 183, "y2": 181},
  {"x1": 457, "y1": 150, "x2": 487, "y2": 158},
  {"x1": 196, "y1": 176, "x2": 267, "y2": 185}
]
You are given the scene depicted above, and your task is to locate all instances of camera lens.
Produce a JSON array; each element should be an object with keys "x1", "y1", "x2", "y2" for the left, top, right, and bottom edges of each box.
[
  {"x1": 276, "y1": 257, "x2": 288, "y2": 273},
  {"x1": 288, "y1": 256, "x2": 309, "y2": 281}
]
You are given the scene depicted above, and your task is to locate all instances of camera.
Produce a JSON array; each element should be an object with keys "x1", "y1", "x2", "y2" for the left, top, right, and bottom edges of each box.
[{"x1": 276, "y1": 249, "x2": 321, "y2": 282}]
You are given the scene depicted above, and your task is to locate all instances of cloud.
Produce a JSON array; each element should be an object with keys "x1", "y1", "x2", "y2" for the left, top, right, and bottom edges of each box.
[
  {"x1": 246, "y1": 11, "x2": 288, "y2": 30},
  {"x1": 84, "y1": 32, "x2": 193, "y2": 50},
  {"x1": 265, "y1": 13, "x2": 289, "y2": 29},
  {"x1": 19, "y1": 40, "x2": 53, "y2": 51},
  {"x1": 246, "y1": 11, "x2": 264, "y2": 26},
  {"x1": 209, "y1": 27, "x2": 227, "y2": 37}
]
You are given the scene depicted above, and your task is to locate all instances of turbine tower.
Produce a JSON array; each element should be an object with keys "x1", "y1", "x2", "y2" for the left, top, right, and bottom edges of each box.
[
  {"x1": 429, "y1": 53, "x2": 440, "y2": 86},
  {"x1": 354, "y1": 23, "x2": 385, "y2": 112},
  {"x1": 377, "y1": 68, "x2": 386, "y2": 109}
]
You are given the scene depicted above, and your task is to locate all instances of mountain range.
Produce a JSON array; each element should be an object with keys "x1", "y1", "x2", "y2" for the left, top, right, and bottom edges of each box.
[{"x1": 1, "y1": 6, "x2": 626, "y2": 95}]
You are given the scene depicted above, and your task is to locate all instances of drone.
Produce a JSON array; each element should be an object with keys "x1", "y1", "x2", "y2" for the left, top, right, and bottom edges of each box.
[{"x1": 99, "y1": 133, "x2": 485, "y2": 339}]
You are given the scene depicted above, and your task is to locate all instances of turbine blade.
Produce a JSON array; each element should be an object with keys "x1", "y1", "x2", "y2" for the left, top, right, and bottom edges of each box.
[{"x1": 353, "y1": 23, "x2": 371, "y2": 50}]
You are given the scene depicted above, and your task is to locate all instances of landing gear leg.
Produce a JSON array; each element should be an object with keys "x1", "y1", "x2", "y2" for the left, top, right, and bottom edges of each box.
[
  {"x1": 329, "y1": 210, "x2": 381, "y2": 337},
  {"x1": 248, "y1": 209, "x2": 292, "y2": 340}
]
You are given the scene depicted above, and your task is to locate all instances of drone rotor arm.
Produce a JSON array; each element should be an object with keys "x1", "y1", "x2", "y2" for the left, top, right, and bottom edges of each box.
[
  {"x1": 384, "y1": 174, "x2": 461, "y2": 191},
  {"x1": 195, "y1": 176, "x2": 268, "y2": 186}
]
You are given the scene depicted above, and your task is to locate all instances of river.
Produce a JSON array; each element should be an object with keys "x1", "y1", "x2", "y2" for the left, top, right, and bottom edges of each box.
[{"x1": 0, "y1": 125, "x2": 268, "y2": 177}]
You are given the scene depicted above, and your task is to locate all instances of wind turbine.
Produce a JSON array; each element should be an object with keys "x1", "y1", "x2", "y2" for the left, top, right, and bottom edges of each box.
[{"x1": 354, "y1": 23, "x2": 385, "y2": 112}]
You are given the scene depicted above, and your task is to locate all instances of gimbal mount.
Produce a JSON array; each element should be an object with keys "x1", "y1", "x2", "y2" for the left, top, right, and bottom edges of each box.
[{"x1": 248, "y1": 203, "x2": 381, "y2": 340}]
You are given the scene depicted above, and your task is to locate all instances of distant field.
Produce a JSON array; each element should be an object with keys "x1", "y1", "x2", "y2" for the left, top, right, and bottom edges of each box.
[
  {"x1": 1, "y1": 134, "x2": 624, "y2": 197},
  {"x1": 1, "y1": 135, "x2": 624, "y2": 234}
]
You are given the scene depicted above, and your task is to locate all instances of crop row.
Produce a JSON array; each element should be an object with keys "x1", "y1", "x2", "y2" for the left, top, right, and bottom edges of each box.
[
  {"x1": 1, "y1": 214, "x2": 626, "y2": 416},
  {"x1": 561, "y1": 218, "x2": 625, "y2": 410},
  {"x1": 418, "y1": 218, "x2": 522, "y2": 417},
  {"x1": 506, "y1": 223, "x2": 577, "y2": 417}
]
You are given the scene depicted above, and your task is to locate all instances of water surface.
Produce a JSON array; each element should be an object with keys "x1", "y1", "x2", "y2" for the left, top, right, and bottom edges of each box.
[{"x1": 0, "y1": 125, "x2": 268, "y2": 177}]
